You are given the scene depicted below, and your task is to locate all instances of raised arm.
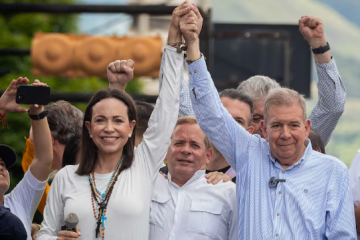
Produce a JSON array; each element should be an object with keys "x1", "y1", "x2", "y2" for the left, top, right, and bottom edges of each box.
[
  {"x1": 29, "y1": 80, "x2": 53, "y2": 182},
  {"x1": 180, "y1": 6, "x2": 255, "y2": 171},
  {"x1": 299, "y1": 16, "x2": 346, "y2": 146},
  {"x1": 159, "y1": 1, "x2": 195, "y2": 117}
]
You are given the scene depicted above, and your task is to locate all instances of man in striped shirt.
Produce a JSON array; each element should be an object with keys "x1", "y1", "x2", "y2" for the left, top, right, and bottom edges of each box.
[{"x1": 180, "y1": 10, "x2": 356, "y2": 239}]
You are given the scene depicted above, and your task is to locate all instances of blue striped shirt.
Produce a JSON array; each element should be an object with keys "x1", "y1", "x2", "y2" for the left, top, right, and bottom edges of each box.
[{"x1": 186, "y1": 56, "x2": 356, "y2": 240}]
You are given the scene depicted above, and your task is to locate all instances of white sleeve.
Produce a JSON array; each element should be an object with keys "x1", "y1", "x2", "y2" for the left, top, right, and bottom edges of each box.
[
  {"x1": 228, "y1": 187, "x2": 238, "y2": 240},
  {"x1": 349, "y1": 149, "x2": 360, "y2": 206},
  {"x1": 135, "y1": 45, "x2": 181, "y2": 183},
  {"x1": 7, "y1": 168, "x2": 47, "y2": 220},
  {"x1": 37, "y1": 170, "x2": 65, "y2": 240}
]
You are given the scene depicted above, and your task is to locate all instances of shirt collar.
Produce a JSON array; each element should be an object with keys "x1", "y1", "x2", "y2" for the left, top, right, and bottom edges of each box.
[
  {"x1": 268, "y1": 138, "x2": 313, "y2": 170},
  {"x1": 168, "y1": 170, "x2": 206, "y2": 188}
]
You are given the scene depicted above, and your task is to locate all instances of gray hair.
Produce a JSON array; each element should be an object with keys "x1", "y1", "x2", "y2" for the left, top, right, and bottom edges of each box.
[
  {"x1": 237, "y1": 75, "x2": 281, "y2": 100},
  {"x1": 264, "y1": 88, "x2": 307, "y2": 122},
  {"x1": 45, "y1": 101, "x2": 84, "y2": 145}
]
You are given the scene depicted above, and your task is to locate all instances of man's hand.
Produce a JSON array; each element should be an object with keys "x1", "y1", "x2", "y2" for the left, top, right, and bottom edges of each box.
[
  {"x1": 299, "y1": 16, "x2": 327, "y2": 49},
  {"x1": 205, "y1": 171, "x2": 232, "y2": 184},
  {"x1": 168, "y1": 1, "x2": 192, "y2": 43},
  {"x1": 299, "y1": 16, "x2": 331, "y2": 64},
  {"x1": 179, "y1": 6, "x2": 202, "y2": 46},
  {"x1": 107, "y1": 59, "x2": 135, "y2": 91},
  {"x1": 29, "y1": 80, "x2": 47, "y2": 115},
  {"x1": 0, "y1": 77, "x2": 29, "y2": 115},
  {"x1": 57, "y1": 228, "x2": 81, "y2": 240},
  {"x1": 31, "y1": 224, "x2": 40, "y2": 240}
]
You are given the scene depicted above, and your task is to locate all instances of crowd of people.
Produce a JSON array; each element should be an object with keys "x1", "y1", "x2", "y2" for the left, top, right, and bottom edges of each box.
[{"x1": 0, "y1": 1, "x2": 359, "y2": 239}]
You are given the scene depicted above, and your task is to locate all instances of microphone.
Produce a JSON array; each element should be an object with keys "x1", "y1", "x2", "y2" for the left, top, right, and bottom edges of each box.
[
  {"x1": 269, "y1": 177, "x2": 286, "y2": 189},
  {"x1": 65, "y1": 213, "x2": 79, "y2": 232}
]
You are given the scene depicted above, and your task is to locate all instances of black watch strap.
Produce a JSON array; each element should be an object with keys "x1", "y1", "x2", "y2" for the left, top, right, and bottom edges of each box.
[
  {"x1": 28, "y1": 109, "x2": 49, "y2": 120},
  {"x1": 312, "y1": 42, "x2": 330, "y2": 54}
]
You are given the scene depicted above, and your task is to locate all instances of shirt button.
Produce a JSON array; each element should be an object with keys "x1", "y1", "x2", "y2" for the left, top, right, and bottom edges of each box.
[
  {"x1": 277, "y1": 213, "x2": 280, "y2": 216},
  {"x1": 282, "y1": 171, "x2": 285, "y2": 174},
  {"x1": 189, "y1": 72, "x2": 192, "y2": 75},
  {"x1": 279, "y1": 191, "x2": 282, "y2": 194},
  {"x1": 194, "y1": 70, "x2": 197, "y2": 73},
  {"x1": 276, "y1": 233, "x2": 279, "y2": 237}
]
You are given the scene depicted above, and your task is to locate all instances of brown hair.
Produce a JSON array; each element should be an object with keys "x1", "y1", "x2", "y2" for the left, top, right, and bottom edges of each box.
[
  {"x1": 175, "y1": 116, "x2": 211, "y2": 149},
  {"x1": 46, "y1": 101, "x2": 84, "y2": 145},
  {"x1": 76, "y1": 88, "x2": 137, "y2": 175}
]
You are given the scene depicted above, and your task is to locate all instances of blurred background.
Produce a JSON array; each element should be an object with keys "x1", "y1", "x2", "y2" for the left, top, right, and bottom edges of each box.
[{"x1": 1, "y1": 0, "x2": 360, "y2": 195}]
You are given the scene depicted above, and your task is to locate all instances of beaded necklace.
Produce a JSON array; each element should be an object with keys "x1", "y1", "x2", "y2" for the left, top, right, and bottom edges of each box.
[{"x1": 88, "y1": 157, "x2": 123, "y2": 239}]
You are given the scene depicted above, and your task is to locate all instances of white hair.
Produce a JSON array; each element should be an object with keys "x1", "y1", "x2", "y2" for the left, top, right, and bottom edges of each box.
[
  {"x1": 264, "y1": 88, "x2": 307, "y2": 122},
  {"x1": 237, "y1": 75, "x2": 281, "y2": 100}
]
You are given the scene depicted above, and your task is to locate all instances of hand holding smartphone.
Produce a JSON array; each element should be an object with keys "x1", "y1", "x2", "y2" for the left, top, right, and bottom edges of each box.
[{"x1": 16, "y1": 84, "x2": 51, "y2": 105}]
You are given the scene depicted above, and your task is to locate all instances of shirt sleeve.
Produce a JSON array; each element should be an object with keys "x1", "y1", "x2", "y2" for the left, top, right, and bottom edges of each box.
[
  {"x1": 159, "y1": 46, "x2": 195, "y2": 117},
  {"x1": 349, "y1": 150, "x2": 360, "y2": 206},
  {"x1": 186, "y1": 56, "x2": 255, "y2": 171},
  {"x1": 37, "y1": 170, "x2": 65, "y2": 240},
  {"x1": 7, "y1": 168, "x2": 47, "y2": 221},
  {"x1": 325, "y1": 166, "x2": 357, "y2": 239},
  {"x1": 309, "y1": 58, "x2": 346, "y2": 146},
  {"x1": 136, "y1": 45, "x2": 181, "y2": 183},
  {"x1": 228, "y1": 187, "x2": 238, "y2": 240}
]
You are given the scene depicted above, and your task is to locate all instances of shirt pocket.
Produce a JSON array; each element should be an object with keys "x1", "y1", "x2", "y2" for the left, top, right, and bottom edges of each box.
[
  {"x1": 150, "y1": 192, "x2": 171, "y2": 229},
  {"x1": 186, "y1": 200, "x2": 223, "y2": 239}
]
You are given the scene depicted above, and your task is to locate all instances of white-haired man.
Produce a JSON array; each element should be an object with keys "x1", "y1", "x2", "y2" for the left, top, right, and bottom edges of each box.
[
  {"x1": 237, "y1": 16, "x2": 345, "y2": 146},
  {"x1": 180, "y1": 8, "x2": 356, "y2": 239}
]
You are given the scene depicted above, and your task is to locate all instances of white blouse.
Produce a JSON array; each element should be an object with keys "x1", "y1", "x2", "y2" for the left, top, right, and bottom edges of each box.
[{"x1": 37, "y1": 46, "x2": 182, "y2": 240}]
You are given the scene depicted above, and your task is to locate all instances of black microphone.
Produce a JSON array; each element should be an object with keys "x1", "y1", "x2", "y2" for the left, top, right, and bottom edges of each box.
[
  {"x1": 269, "y1": 177, "x2": 286, "y2": 189},
  {"x1": 64, "y1": 213, "x2": 79, "y2": 232}
]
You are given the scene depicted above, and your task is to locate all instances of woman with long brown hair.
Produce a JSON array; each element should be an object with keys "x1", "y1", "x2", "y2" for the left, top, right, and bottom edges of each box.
[{"x1": 37, "y1": 33, "x2": 184, "y2": 240}]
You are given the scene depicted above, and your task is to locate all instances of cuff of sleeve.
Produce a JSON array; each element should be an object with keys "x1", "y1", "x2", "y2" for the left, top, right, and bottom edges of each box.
[
  {"x1": 315, "y1": 57, "x2": 337, "y2": 70},
  {"x1": 26, "y1": 169, "x2": 48, "y2": 191},
  {"x1": 185, "y1": 56, "x2": 211, "y2": 100}
]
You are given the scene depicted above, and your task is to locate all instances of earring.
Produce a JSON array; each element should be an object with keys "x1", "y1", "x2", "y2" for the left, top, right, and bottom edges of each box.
[
  {"x1": 128, "y1": 134, "x2": 131, "y2": 138},
  {"x1": 90, "y1": 135, "x2": 92, "y2": 138}
]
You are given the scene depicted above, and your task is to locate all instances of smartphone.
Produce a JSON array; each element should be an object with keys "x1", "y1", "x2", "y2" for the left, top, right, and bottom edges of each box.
[{"x1": 16, "y1": 85, "x2": 51, "y2": 105}]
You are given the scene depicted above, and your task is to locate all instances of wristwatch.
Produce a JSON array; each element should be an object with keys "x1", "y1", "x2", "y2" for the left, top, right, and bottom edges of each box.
[
  {"x1": 312, "y1": 42, "x2": 330, "y2": 54},
  {"x1": 28, "y1": 109, "x2": 49, "y2": 120}
]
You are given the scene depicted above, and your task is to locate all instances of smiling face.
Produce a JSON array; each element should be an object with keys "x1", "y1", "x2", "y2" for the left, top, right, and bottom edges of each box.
[
  {"x1": 85, "y1": 98, "x2": 135, "y2": 156},
  {"x1": 0, "y1": 158, "x2": 10, "y2": 195},
  {"x1": 167, "y1": 123, "x2": 212, "y2": 184},
  {"x1": 261, "y1": 104, "x2": 310, "y2": 168}
]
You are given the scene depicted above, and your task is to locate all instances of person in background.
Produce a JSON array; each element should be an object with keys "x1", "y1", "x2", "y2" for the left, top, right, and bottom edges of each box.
[
  {"x1": 0, "y1": 77, "x2": 53, "y2": 240},
  {"x1": 237, "y1": 15, "x2": 346, "y2": 147},
  {"x1": 349, "y1": 149, "x2": 360, "y2": 239},
  {"x1": 182, "y1": 6, "x2": 356, "y2": 238},
  {"x1": 134, "y1": 100, "x2": 154, "y2": 147},
  {"x1": 308, "y1": 128, "x2": 325, "y2": 153}
]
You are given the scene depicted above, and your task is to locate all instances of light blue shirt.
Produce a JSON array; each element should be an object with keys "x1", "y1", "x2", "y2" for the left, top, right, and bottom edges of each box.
[{"x1": 186, "y1": 56, "x2": 356, "y2": 240}]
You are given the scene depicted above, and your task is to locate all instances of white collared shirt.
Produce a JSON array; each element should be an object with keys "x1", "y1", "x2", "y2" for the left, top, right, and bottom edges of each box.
[
  {"x1": 349, "y1": 149, "x2": 360, "y2": 240},
  {"x1": 149, "y1": 170, "x2": 238, "y2": 240}
]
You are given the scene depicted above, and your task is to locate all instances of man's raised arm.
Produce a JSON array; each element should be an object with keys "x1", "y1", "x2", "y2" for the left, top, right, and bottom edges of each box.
[
  {"x1": 299, "y1": 16, "x2": 346, "y2": 146},
  {"x1": 180, "y1": 6, "x2": 255, "y2": 171}
]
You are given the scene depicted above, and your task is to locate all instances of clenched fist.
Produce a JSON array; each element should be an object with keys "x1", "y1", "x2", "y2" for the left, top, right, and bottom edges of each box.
[
  {"x1": 299, "y1": 16, "x2": 327, "y2": 49},
  {"x1": 107, "y1": 59, "x2": 135, "y2": 91}
]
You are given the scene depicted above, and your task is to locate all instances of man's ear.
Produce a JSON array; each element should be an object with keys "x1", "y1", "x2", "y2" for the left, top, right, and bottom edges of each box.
[
  {"x1": 260, "y1": 120, "x2": 268, "y2": 140},
  {"x1": 205, "y1": 147, "x2": 213, "y2": 165},
  {"x1": 51, "y1": 134, "x2": 55, "y2": 146},
  {"x1": 247, "y1": 125, "x2": 254, "y2": 134},
  {"x1": 304, "y1": 119, "x2": 311, "y2": 139}
]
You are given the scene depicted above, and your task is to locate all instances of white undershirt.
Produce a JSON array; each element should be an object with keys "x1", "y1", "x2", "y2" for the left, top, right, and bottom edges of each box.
[{"x1": 4, "y1": 169, "x2": 47, "y2": 240}]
